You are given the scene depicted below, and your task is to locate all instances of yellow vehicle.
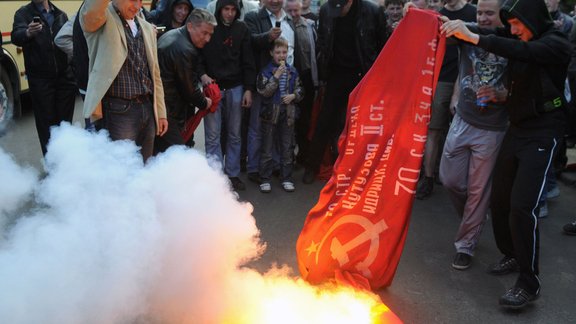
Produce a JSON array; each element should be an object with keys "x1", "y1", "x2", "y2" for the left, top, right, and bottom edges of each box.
[
  {"x1": 0, "y1": 0, "x2": 83, "y2": 129},
  {"x1": 0, "y1": 0, "x2": 151, "y2": 129}
]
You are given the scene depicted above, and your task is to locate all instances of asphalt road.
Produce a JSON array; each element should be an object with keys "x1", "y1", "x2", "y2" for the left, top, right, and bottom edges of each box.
[{"x1": 1, "y1": 100, "x2": 575, "y2": 323}]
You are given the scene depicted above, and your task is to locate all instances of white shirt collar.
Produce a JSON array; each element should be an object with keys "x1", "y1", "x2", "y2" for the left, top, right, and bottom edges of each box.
[{"x1": 266, "y1": 8, "x2": 288, "y2": 22}]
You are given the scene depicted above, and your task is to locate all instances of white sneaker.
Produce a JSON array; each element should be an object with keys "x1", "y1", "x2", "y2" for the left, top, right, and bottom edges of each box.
[
  {"x1": 259, "y1": 182, "x2": 271, "y2": 193},
  {"x1": 282, "y1": 181, "x2": 295, "y2": 192}
]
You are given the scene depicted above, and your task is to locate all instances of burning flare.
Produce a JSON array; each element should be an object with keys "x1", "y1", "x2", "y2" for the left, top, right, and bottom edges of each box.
[{"x1": 221, "y1": 268, "x2": 400, "y2": 324}]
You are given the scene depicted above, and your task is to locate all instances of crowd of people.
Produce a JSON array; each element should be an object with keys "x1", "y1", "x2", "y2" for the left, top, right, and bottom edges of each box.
[{"x1": 11, "y1": 0, "x2": 576, "y2": 311}]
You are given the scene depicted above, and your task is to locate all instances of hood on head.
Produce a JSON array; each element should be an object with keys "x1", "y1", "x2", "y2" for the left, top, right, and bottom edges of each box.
[
  {"x1": 172, "y1": 0, "x2": 193, "y2": 8},
  {"x1": 500, "y1": 0, "x2": 553, "y2": 38},
  {"x1": 215, "y1": 0, "x2": 241, "y2": 24},
  {"x1": 170, "y1": 0, "x2": 194, "y2": 14},
  {"x1": 159, "y1": 0, "x2": 194, "y2": 28}
]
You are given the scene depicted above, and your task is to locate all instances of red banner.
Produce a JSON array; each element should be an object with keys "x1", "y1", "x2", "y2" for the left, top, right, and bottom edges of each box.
[{"x1": 296, "y1": 9, "x2": 446, "y2": 290}]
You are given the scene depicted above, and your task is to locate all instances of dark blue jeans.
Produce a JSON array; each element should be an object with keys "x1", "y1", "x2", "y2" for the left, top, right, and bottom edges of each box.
[
  {"x1": 102, "y1": 96, "x2": 156, "y2": 162},
  {"x1": 259, "y1": 106, "x2": 295, "y2": 183},
  {"x1": 204, "y1": 85, "x2": 243, "y2": 177}
]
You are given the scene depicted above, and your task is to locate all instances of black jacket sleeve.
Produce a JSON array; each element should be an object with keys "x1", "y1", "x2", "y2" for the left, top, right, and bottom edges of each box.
[
  {"x1": 245, "y1": 11, "x2": 272, "y2": 51},
  {"x1": 174, "y1": 47, "x2": 208, "y2": 109},
  {"x1": 477, "y1": 31, "x2": 571, "y2": 66},
  {"x1": 11, "y1": 7, "x2": 33, "y2": 46}
]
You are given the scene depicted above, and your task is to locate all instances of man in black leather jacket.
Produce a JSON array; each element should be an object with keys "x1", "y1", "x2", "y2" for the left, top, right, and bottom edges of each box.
[
  {"x1": 11, "y1": 0, "x2": 77, "y2": 156},
  {"x1": 155, "y1": 9, "x2": 215, "y2": 152},
  {"x1": 302, "y1": 0, "x2": 388, "y2": 183},
  {"x1": 316, "y1": 0, "x2": 387, "y2": 81}
]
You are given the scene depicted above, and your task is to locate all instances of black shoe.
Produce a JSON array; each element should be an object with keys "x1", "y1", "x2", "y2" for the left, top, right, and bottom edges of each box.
[
  {"x1": 563, "y1": 221, "x2": 576, "y2": 235},
  {"x1": 499, "y1": 287, "x2": 539, "y2": 309},
  {"x1": 229, "y1": 177, "x2": 246, "y2": 191},
  {"x1": 487, "y1": 256, "x2": 519, "y2": 275},
  {"x1": 452, "y1": 252, "x2": 472, "y2": 270},
  {"x1": 303, "y1": 168, "x2": 316, "y2": 184},
  {"x1": 415, "y1": 177, "x2": 434, "y2": 200},
  {"x1": 247, "y1": 172, "x2": 260, "y2": 184}
]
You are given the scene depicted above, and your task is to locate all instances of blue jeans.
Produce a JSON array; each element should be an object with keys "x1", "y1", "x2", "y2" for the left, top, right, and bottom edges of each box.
[
  {"x1": 204, "y1": 86, "x2": 243, "y2": 177},
  {"x1": 102, "y1": 97, "x2": 156, "y2": 162},
  {"x1": 247, "y1": 94, "x2": 262, "y2": 173}
]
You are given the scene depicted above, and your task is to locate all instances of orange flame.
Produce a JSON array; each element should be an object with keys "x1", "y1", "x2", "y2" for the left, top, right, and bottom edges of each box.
[{"x1": 219, "y1": 271, "x2": 402, "y2": 324}]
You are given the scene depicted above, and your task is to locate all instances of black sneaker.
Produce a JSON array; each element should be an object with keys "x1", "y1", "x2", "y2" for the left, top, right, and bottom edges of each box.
[
  {"x1": 247, "y1": 172, "x2": 260, "y2": 184},
  {"x1": 563, "y1": 221, "x2": 576, "y2": 235},
  {"x1": 303, "y1": 168, "x2": 316, "y2": 184},
  {"x1": 487, "y1": 256, "x2": 519, "y2": 275},
  {"x1": 416, "y1": 177, "x2": 434, "y2": 200},
  {"x1": 229, "y1": 177, "x2": 246, "y2": 191},
  {"x1": 452, "y1": 252, "x2": 472, "y2": 270},
  {"x1": 499, "y1": 287, "x2": 539, "y2": 309}
]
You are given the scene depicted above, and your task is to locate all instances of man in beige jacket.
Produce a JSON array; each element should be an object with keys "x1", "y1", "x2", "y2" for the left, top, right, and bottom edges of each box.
[{"x1": 81, "y1": 0, "x2": 168, "y2": 161}]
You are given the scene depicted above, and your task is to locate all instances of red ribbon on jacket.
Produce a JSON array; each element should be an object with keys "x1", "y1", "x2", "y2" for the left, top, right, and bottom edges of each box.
[
  {"x1": 180, "y1": 83, "x2": 222, "y2": 143},
  {"x1": 296, "y1": 9, "x2": 446, "y2": 290}
]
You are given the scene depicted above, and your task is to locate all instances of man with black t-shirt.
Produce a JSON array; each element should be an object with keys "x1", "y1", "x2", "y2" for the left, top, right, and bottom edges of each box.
[
  {"x1": 302, "y1": 0, "x2": 388, "y2": 184},
  {"x1": 416, "y1": 0, "x2": 476, "y2": 199}
]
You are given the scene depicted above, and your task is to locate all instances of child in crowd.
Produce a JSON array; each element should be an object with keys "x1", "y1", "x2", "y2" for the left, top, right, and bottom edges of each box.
[{"x1": 257, "y1": 38, "x2": 304, "y2": 193}]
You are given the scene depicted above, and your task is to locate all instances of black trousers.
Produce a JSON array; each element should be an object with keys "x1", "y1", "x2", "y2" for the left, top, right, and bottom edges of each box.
[
  {"x1": 154, "y1": 116, "x2": 185, "y2": 154},
  {"x1": 306, "y1": 68, "x2": 362, "y2": 172},
  {"x1": 490, "y1": 132, "x2": 558, "y2": 294},
  {"x1": 294, "y1": 69, "x2": 315, "y2": 164},
  {"x1": 28, "y1": 73, "x2": 77, "y2": 155}
]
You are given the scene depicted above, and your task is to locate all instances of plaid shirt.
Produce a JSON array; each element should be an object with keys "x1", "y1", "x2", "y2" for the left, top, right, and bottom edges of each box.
[{"x1": 106, "y1": 19, "x2": 153, "y2": 99}]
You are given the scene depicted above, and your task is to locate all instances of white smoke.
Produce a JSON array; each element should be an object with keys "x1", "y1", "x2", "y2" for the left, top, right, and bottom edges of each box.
[
  {"x1": 0, "y1": 124, "x2": 386, "y2": 324},
  {"x1": 0, "y1": 150, "x2": 37, "y2": 236},
  {"x1": 0, "y1": 124, "x2": 264, "y2": 323}
]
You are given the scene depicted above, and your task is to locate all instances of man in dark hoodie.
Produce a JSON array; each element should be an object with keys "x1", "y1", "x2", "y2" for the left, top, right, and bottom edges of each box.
[
  {"x1": 441, "y1": 0, "x2": 571, "y2": 309},
  {"x1": 200, "y1": 0, "x2": 257, "y2": 191},
  {"x1": 156, "y1": 0, "x2": 194, "y2": 34}
]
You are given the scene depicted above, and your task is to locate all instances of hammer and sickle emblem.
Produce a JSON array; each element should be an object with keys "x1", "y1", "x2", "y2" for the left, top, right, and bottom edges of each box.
[{"x1": 315, "y1": 214, "x2": 388, "y2": 278}]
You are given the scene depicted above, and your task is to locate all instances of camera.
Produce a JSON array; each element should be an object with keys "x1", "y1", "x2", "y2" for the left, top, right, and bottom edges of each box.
[
  {"x1": 275, "y1": 21, "x2": 281, "y2": 28},
  {"x1": 155, "y1": 26, "x2": 166, "y2": 32},
  {"x1": 33, "y1": 16, "x2": 41, "y2": 24}
]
